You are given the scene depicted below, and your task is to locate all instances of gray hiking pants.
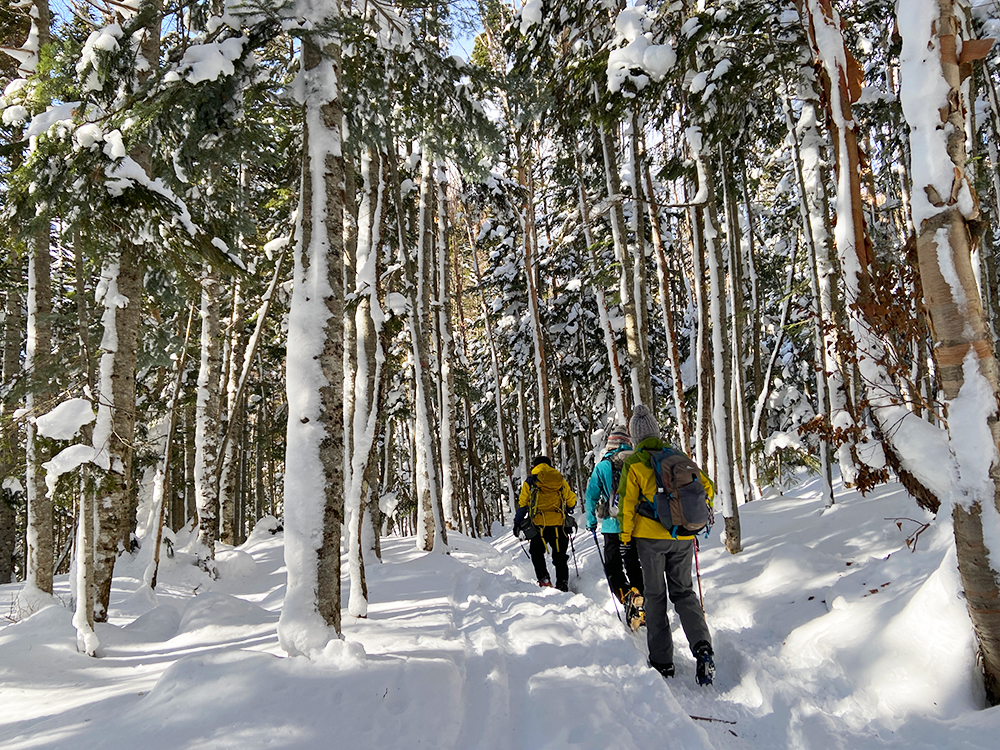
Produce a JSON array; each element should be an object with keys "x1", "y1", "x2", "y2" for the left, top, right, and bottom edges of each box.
[{"x1": 636, "y1": 537, "x2": 711, "y2": 665}]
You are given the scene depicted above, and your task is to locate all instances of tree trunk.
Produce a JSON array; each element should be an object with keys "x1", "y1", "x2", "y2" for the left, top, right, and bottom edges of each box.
[
  {"x1": 779, "y1": 83, "x2": 836, "y2": 507},
  {"x1": 0, "y1": 493, "x2": 14, "y2": 584},
  {"x1": 347, "y1": 147, "x2": 386, "y2": 616},
  {"x1": 22, "y1": 0, "x2": 54, "y2": 597},
  {"x1": 800, "y1": 0, "x2": 945, "y2": 512},
  {"x1": 92, "y1": 249, "x2": 142, "y2": 621},
  {"x1": 90, "y1": 0, "x2": 159, "y2": 622},
  {"x1": 2, "y1": 285, "x2": 23, "y2": 584},
  {"x1": 25, "y1": 218, "x2": 53, "y2": 597},
  {"x1": 388, "y1": 142, "x2": 447, "y2": 553},
  {"x1": 467, "y1": 226, "x2": 518, "y2": 514},
  {"x1": 277, "y1": 28, "x2": 346, "y2": 654},
  {"x1": 599, "y1": 119, "x2": 643, "y2": 413},
  {"x1": 184, "y1": 399, "x2": 196, "y2": 526},
  {"x1": 219, "y1": 277, "x2": 247, "y2": 546},
  {"x1": 149, "y1": 305, "x2": 195, "y2": 590},
  {"x1": 643, "y1": 159, "x2": 689, "y2": 449},
  {"x1": 575, "y1": 142, "x2": 627, "y2": 422},
  {"x1": 705, "y1": 173, "x2": 741, "y2": 555},
  {"x1": 900, "y1": 0, "x2": 1000, "y2": 706},
  {"x1": 517, "y1": 138, "x2": 553, "y2": 455},
  {"x1": 627, "y1": 108, "x2": 655, "y2": 408},
  {"x1": 689, "y1": 201, "x2": 712, "y2": 470},
  {"x1": 796, "y1": 88, "x2": 859, "y2": 488},
  {"x1": 344, "y1": 156, "x2": 359, "y2": 490},
  {"x1": 719, "y1": 150, "x2": 752, "y2": 508},
  {"x1": 2, "y1": 288, "x2": 21, "y2": 407},
  {"x1": 437, "y1": 164, "x2": 461, "y2": 531},
  {"x1": 194, "y1": 264, "x2": 222, "y2": 569},
  {"x1": 73, "y1": 483, "x2": 97, "y2": 655}
]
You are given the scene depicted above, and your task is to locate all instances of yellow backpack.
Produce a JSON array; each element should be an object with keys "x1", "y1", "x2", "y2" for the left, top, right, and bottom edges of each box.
[{"x1": 528, "y1": 465, "x2": 568, "y2": 526}]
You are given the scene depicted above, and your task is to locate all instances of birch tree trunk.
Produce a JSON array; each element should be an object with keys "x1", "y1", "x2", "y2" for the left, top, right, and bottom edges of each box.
[
  {"x1": 184, "y1": 400, "x2": 196, "y2": 524},
  {"x1": 797, "y1": 91, "x2": 859, "y2": 488},
  {"x1": 346, "y1": 147, "x2": 387, "y2": 616},
  {"x1": 73, "y1": 483, "x2": 97, "y2": 655},
  {"x1": 219, "y1": 277, "x2": 246, "y2": 546},
  {"x1": 627, "y1": 108, "x2": 654, "y2": 408},
  {"x1": 343, "y1": 157, "x2": 358, "y2": 491},
  {"x1": 516, "y1": 380, "x2": 529, "y2": 482},
  {"x1": 643, "y1": 160, "x2": 689, "y2": 449},
  {"x1": 432, "y1": 164, "x2": 459, "y2": 530},
  {"x1": 800, "y1": 0, "x2": 946, "y2": 513},
  {"x1": 517, "y1": 138, "x2": 553, "y2": 455},
  {"x1": 277, "y1": 26, "x2": 346, "y2": 654},
  {"x1": 24, "y1": 0, "x2": 53, "y2": 600},
  {"x1": 689, "y1": 201, "x2": 712, "y2": 470},
  {"x1": 450, "y1": 225, "x2": 477, "y2": 533},
  {"x1": 705, "y1": 171, "x2": 742, "y2": 555},
  {"x1": 600, "y1": 120, "x2": 644, "y2": 412},
  {"x1": 388, "y1": 142, "x2": 447, "y2": 553},
  {"x1": 414, "y1": 154, "x2": 446, "y2": 551},
  {"x1": 719, "y1": 151, "x2": 752, "y2": 508},
  {"x1": 779, "y1": 82, "x2": 836, "y2": 506},
  {"x1": 575, "y1": 143, "x2": 627, "y2": 422},
  {"x1": 25, "y1": 212, "x2": 53, "y2": 598},
  {"x1": 900, "y1": 0, "x2": 1000, "y2": 705},
  {"x1": 194, "y1": 265, "x2": 222, "y2": 569}
]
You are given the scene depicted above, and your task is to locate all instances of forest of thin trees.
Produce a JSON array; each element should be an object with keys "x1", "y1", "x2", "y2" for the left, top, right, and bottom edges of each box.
[{"x1": 3, "y1": 0, "x2": 1000, "y2": 705}]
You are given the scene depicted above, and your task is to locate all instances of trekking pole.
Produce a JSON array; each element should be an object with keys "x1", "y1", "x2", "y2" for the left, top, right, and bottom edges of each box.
[
  {"x1": 694, "y1": 537, "x2": 705, "y2": 611},
  {"x1": 517, "y1": 538, "x2": 531, "y2": 561},
  {"x1": 569, "y1": 532, "x2": 580, "y2": 577},
  {"x1": 592, "y1": 531, "x2": 623, "y2": 624}
]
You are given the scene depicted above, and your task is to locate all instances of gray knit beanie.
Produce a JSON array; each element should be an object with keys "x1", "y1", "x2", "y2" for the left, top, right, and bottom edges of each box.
[
  {"x1": 603, "y1": 425, "x2": 632, "y2": 454},
  {"x1": 629, "y1": 405, "x2": 660, "y2": 444}
]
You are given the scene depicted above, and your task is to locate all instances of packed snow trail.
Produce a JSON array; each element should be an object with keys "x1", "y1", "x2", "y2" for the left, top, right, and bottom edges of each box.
[
  {"x1": 0, "y1": 523, "x2": 716, "y2": 750},
  {"x1": 3, "y1": 472, "x2": 1000, "y2": 749}
]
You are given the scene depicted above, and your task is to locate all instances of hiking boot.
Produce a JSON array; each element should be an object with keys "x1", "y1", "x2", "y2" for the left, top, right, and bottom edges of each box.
[
  {"x1": 650, "y1": 660, "x2": 674, "y2": 679},
  {"x1": 694, "y1": 641, "x2": 715, "y2": 686},
  {"x1": 538, "y1": 578, "x2": 553, "y2": 588},
  {"x1": 623, "y1": 587, "x2": 645, "y2": 632},
  {"x1": 555, "y1": 579, "x2": 569, "y2": 592}
]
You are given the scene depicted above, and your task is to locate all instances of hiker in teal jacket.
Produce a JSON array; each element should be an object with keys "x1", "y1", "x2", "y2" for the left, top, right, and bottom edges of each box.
[{"x1": 584, "y1": 425, "x2": 644, "y2": 627}]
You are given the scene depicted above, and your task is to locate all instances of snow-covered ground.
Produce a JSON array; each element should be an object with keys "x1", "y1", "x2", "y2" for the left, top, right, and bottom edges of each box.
[{"x1": 2, "y1": 472, "x2": 998, "y2": 749}]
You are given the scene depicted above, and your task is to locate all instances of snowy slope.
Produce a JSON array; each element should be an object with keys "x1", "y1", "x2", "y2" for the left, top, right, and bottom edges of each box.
[{"x1": 1, "y1": 472, "x2": 999, "y2": 749}]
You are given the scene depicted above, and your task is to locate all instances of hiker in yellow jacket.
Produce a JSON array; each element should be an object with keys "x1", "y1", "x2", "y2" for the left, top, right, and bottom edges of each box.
[
  {"x1": 513, "y1": 456, "x2": 578, "y2": 591},
  {"x1": 619, "y1": 405, "x2": 715, "y2": 685}
]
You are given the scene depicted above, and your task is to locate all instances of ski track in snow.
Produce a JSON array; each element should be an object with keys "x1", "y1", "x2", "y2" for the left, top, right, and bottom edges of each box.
[{"x1": 2, "y1": 472, "x2": 999, "y2": 749}]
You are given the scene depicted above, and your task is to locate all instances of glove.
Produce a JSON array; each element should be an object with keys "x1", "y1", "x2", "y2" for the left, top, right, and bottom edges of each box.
[
  {"x1": 587, "y1": 524, "x2": 597, "y2": 533},
  {"x1": 564, "y1": 515, "x2": 578, "y2": 533}
]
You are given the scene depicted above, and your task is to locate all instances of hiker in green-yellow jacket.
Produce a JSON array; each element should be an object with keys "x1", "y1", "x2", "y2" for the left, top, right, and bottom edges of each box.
[
  {"x1": 513, "y1": 456, "x2": 577, "y2": 591},
  {"x1": 619, "y1": 405, "x2": 715, "y2": 685}
]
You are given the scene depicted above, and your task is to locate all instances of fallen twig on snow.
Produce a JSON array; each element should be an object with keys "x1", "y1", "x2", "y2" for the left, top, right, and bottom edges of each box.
[{"x1": 689, "y1": 714, "x2": 737, "y2": 725}]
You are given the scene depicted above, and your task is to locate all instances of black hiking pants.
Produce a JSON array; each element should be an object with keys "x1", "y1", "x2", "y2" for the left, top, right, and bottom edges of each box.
[
  {"x1": 529, "y1": 526, "x2": 569, "y2": 589},
  {"x1": 602, "y1": 533, "x2": 644, "y2": 601}
]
